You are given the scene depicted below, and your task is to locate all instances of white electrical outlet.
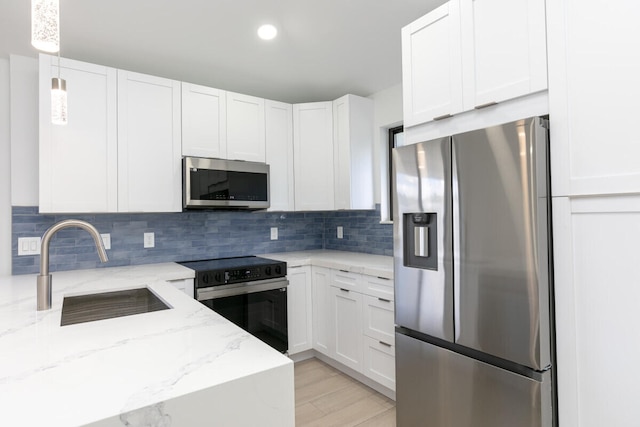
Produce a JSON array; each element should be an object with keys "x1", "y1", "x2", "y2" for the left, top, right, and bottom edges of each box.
[
  {"x1": 144, "y1": 232, "x2": 155, "y2": 248},
  {"x1": 337, "y1": 226, "x2": 344, "y2": 239},
  {"x1": 270, "y1": 227, "x2": 278, "y2": 240},
  {"x1": 100, "y1": 233, "x2": 111, "y2": 250},
  {"x1": 18, "y1": 237, "x2": 41, "y2": 255}
]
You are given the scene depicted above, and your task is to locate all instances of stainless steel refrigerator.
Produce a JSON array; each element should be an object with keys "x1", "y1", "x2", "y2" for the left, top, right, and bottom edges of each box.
[{"x1": 392, "y1": 117, "x2": 556, "y2": 426}]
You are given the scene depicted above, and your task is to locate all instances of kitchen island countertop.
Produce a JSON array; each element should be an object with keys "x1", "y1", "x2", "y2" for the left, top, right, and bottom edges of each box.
[{"x1": 0, "y1": 263, "x2": 294, "y2": 427}]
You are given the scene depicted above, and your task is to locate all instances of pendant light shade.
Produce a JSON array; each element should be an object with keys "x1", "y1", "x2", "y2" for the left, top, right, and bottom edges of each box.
[
  {"x1": 31, "y1": 0, "x2": 60, "y2": 53},
  {"x1": 51, "y1": 77, "x2": 67, "y2": 125}
]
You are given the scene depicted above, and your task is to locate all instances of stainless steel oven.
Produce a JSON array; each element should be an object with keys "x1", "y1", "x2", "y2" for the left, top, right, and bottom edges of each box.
[{"x1": 178, "y1": 256, "x2": 288, "y2": 353}]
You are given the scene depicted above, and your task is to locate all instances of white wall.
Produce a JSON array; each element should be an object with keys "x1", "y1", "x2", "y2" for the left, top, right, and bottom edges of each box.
[
  {"x1": 10, "y1": 55, "x2": 39, "y2": 206},
  {"x1": 368, "y1": 83, "x2": 402, "y2": 219},
  {"x1": 0, "y1": 57, "x2": 11, "y2": 276}
]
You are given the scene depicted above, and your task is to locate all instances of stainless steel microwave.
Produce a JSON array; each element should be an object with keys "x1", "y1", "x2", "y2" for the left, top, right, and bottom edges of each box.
[{"x1": 183, "y1": 157, "x2": 270, "y2": 210}]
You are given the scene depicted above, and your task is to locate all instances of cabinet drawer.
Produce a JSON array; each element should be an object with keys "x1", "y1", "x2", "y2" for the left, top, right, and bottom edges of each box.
[
  {"x1": 363, "y1": 336, "x2": 396, "y2": 391},
  {"x1": 331, "y1": 269, "x2": 362, "y2": 293},
  {"x1": 363, "y1": 295, "x2": 395, "y2": 345},
  {"x1": 362, "y1": 275, "x2": 394, "y2": 300}
]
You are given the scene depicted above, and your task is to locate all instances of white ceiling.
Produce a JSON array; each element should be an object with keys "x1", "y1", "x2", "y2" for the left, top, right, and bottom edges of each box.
[{"x1": 0, "y1": 0, "x2": 446, "y2": 103}]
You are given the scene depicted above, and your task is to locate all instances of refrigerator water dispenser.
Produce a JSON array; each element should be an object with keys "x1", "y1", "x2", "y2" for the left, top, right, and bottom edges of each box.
[{"x1": 403, "y1": 212, "x2": 437, "y2": 270}]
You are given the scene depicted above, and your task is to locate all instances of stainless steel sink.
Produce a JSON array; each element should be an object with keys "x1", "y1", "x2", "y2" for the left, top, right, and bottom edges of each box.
[{"x1": 60, "y1": 287, "x2": 171, "y2": 326}]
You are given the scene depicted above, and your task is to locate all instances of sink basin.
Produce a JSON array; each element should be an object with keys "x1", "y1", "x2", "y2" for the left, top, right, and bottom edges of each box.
[{"x1": 60, "y1": 287, "x2": 171, "y2": 326}]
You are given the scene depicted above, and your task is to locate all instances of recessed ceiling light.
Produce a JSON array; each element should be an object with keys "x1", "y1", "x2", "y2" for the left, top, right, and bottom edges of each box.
[{"x1": 257, "y1": 24, "x2": 278, "y2": 41}]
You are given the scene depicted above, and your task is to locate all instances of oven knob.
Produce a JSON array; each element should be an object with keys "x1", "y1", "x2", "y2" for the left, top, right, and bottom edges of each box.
[
  {"x1": 214, "y1": 273, "x2": 222, "y2": 283},
  {"x1": 275, "y1": 265, "x2": 282, "y2": 275},
  {"x1": 265, "y1": 266, "x2": 272, "y2": 276},
  {"x1": 202, "y1": 273, "x2": 209, "y2": 284}
]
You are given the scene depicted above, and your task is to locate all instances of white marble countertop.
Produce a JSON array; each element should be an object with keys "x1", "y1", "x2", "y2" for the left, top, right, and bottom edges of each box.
[
  {"x1": 260, "y1": 250, "x2": 394, "y2": 279},
  {"x1": 0, "y1": 263, "x2": 293, "y2": 427}
]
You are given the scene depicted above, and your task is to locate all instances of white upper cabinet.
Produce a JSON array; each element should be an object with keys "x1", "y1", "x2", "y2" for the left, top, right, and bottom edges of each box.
[
  {"x1": 265, "y1": 100, "x2": 295, "y2": 211},
  {"x1": 38, "y1": 54, "x2": 118, "y2": 213},
  {"x1": 402, "y1": 1, "x2": 464, "y2": 127},
  {"x1": 402, "y1": 0, "x2": 548, "y2": 127},
  {"x1": 460, "y1": 0, "x2": 547, "y2": 109},
  {"x1": 293, "y1": 102, "x2": 335, "y2": 211},
  {"x1": 117, "y1": 70, "x2": 182, "y2": 212},
  {"x1": 181, "y1": 82, "x2": 227, "y2": 159},
  {"x1": 333, "y1": 94, "x2": 375, "y2": 210},
  {"x1": 226, "y1": 92, "x2": 266, "y2": 162}
]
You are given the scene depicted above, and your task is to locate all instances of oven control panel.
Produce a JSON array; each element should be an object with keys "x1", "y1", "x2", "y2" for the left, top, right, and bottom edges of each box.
[{"x1": 192, "y1": 259, "x2": 287, "y2": 287}]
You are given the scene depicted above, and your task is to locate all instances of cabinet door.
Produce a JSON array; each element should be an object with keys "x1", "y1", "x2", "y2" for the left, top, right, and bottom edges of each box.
[
  {"x1": 181, "y1": 82, "x2": 227, "y2": 158},
  {"x1": 293, "y1": 102, "x2": 335, "y2": 211},
  {"x1": 265, "y1": 100, "x2": 294, "y2": 211},
  {"x1": 363, "y1": 336, "x2": 396, "y2": 391},
  {"x1": 460, "y1": 0, "x2": 547, "y2": 108},
  {"x1": 311, "y1": 266, "x2": 332, "y2": 356},
  {"x1": 287, "y1": 266, "x2": 312, "y2": 354},
  {"x1": 38, "y1": 54, "x2": 117, "y2": 213},
  {"x1": 333, "y1": 95, "x2": 374, "y2": 210},
  {"x1": 226, "y1": 92, "x2": 266, "y2": 162},
  {"x1": 402, "y1": 1, "x2": 463, "y2": 127},
  {"x1": 117, "y1": 70, "x2": 182, "y2": 212},
  {"x1": 330, "y1": 286, "x2": 363, "y2": 372}
]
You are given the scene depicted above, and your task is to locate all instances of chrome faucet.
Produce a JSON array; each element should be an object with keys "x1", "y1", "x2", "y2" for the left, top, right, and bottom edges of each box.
[{"x1": 37, "y1": 219, "x2": 109, "y2": 311}]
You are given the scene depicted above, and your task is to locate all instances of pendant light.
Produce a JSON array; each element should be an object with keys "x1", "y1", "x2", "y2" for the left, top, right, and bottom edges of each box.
[
  {"x1": 51, "y1": 53, "x2": 67, "y2": 125},
  {"x1": 31, "y1": 0, "x2": 60, "y2": 53}
]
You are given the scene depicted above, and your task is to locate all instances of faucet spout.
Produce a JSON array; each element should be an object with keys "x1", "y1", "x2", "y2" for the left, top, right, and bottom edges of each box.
[{"x1": 37, "y1": 219, "x2": 109, "y2": 311}]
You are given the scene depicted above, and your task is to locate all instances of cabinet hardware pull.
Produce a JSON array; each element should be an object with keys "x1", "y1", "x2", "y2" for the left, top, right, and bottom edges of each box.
[
  {"x1": 288, "y1": 265, "x2": 302, "y2": 269},
  {"x1": 339, "y1": 269, "x2": 349, "y2": 273},
  {"x1": 377, "y1": 276, "x2": 390, "y2": 280},
  {"x1": 433, "y1": 113, "x2": 453, "y2": 121},
  {"x1": 474, "y1": 101, "x2": 498, "y2": 110},
  {"x1": 379, "y1": 341, "x2": 392, "y2": 347},
  {"x1": 378, "y1": 298, "x2": 391, "y2": 303},
  {"x1": 340, "y1": 288, "x2": 349, "y2": 293}
]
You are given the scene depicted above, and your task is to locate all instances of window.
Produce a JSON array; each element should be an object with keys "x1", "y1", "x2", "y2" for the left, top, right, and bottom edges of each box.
[{"x1": 387, "y1": 125, "x2": 403, "y2": 221}]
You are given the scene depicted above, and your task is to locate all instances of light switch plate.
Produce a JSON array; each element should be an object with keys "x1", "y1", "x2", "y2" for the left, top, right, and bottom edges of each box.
[
  {"x1": 144, "y1": 232, "x2": 155, "y2": 248},
  {"x1": 100, "y1": 233, "x2": 111, "y2": 250},
  {"x1": 270, "y1": 227, "x2": 278, "y2": 240},
  {"x1": 337, "y1": 226, "x2": 344, "y2": 239},
  {"x1": 18, "y1": 237, "x2": 41, "y2": 255}
]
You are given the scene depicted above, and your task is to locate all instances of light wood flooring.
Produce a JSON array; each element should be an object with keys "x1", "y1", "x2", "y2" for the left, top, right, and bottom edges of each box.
[{"x1": 294, "y1": 358, "x2": 396, "y2": 426}]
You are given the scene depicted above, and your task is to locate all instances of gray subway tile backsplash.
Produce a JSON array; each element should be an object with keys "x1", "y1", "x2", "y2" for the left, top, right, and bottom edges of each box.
[{"x1": 11, "y1": 205, "x2": 393, "y2": 275}]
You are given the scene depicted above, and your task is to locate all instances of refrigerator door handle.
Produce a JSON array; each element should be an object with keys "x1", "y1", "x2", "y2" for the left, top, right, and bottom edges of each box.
[{"x1": 451, "y1": 141, "x2": 462, "y2": 341}]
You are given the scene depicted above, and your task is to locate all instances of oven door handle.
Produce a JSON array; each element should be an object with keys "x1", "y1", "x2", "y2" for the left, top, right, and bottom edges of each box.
[{"x1": 196, "y1": 278, "x2": 289, "y2": 301}]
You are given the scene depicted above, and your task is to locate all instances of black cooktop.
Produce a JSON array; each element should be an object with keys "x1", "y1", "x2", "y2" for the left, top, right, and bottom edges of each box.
[
  {"x1": 178, "y1": 256, "x2": 279, "y2": 271},
  {"x1": 178, "y1": 256, "x2": 287, "y2": 287}
]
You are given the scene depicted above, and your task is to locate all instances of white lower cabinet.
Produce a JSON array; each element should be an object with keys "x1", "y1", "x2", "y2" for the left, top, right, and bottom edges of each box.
[
  {"x1": 362, "y1": 336, "x2": 396, "y2": 390},
  {"x1": 330, "y1": 286, "x2": 364, "y2": 372},
  {"x1": 311, "y1": 266, "x2": 332, "y2": 356},
  {"x1": 287, "y1": 266, "x2": 312, "y2": 355},
  {"x1": 323, "y1": 268, "x2": 395, "y2": 391}
]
